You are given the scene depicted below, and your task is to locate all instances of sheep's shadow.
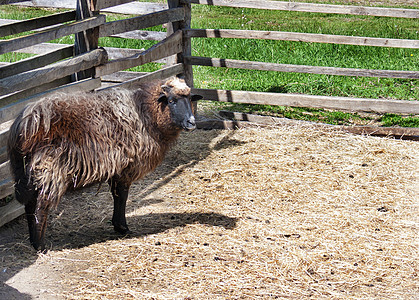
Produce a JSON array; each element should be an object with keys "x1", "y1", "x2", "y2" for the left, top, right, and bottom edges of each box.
[{"x1": 46, "y1": 211, "x2": 238, "y2": 250}]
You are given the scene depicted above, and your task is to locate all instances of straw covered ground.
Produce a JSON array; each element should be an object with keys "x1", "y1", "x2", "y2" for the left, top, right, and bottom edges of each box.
[{"x1": 0, "y1": 125, "x2": 418, "y2": 299}]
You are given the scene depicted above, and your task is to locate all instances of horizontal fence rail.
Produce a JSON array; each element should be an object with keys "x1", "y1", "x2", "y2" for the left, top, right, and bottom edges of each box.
[
  {"x1": 0, "y1": 48, "x2": 108, "y2": 96},
  {"x1": 188, "y1": 0, "x2": 419, "y2": 19},
  {"x1": 96, "y1": 30, "x2": 183, "y2": 77},
  {"x1": 193, "y1": 88, "x2": 419, "y2": 115},
  {"x1": 0, "y1": 14, "x2": 106, "y2": 54},
  {"x1": 99, "y1": 7, "x2": 184, "y2": 37},
  {"x1": 0, "y1": 10, "x2": 76, "y2": 37},
  {"x1": 0, "y1": 45, "x2": 74, "y2": 79},
  {"x1": 186, "y1": 56, "x2": 419, "y2": 80},
  {"x1": 0, "y1": 77, "x2": 101, "y2": 124},
  {"x1": 185, "y1": 29, "x2": 419, "y2": 49}
]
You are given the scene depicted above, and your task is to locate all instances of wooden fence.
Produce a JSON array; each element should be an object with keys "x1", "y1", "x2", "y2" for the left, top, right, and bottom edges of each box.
[{"x1": 0, "y1": 0, "x2": 418, "y2": 226}]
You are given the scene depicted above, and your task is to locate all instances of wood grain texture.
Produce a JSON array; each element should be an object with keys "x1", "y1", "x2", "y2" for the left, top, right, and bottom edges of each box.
[
  {"x1": 0, "y1": 198, "x2": 24, "y2": 227},
  {"x1": 193, "y1": 88, "x2": 419, "y2": 115},
  {"x1": 0, "y1": 46, "x2": 74, "y2": 79},
  {"x1": 0, "y1": 10, "x2": 76, "y2": 37},
  {"x1": 186, "y1": 56, "x2": 419, "y2": 79},
  {"x1": 0, "y1": 78, "x2": 101, "y2": 125},
  {"x1": 185, "y1": 29, "x2": 419, "y2": 49},
  {"x1": 188, "y1": 0, "x2": 419, "y2": 19},
  {"x1": 98, "y1": 63, "x2": 184, "y2": 90},
  {"x1": 0, "y1": 48, "x2": 107, "y2": 96},
  {"x1": 99, "y1": 7, "x2": 184, "y2": 38},
  {"x1": 96, "y1": 30, "x2": 182, "y2": 77},
  {"x1": 0, "y1": 14, "x2": 105, "y2": 54}
]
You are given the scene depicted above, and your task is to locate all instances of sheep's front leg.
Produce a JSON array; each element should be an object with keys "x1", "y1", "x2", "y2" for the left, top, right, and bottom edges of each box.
[
  {"x1": 109, "y1": 178, "x2": 131, "y2": 234},
  {"x1": 26, "y1": 195, "x2": 50, "y2": 252}
]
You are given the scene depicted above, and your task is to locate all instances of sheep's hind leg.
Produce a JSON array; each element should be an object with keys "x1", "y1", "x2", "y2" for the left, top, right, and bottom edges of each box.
[{"x1": 109, "y1": 178, "x2": 131, "y2": 234}]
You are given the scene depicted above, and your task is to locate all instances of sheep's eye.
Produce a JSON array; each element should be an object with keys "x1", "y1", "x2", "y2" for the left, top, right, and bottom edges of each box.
[{"x1": 168, "y1": 98, "x2": 176, "y2": 104}]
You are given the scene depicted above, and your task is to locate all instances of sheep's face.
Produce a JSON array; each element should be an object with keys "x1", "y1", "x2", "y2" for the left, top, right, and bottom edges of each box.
[{"x1": 159, "y1": 79, "x2": 202, "y2": 131}]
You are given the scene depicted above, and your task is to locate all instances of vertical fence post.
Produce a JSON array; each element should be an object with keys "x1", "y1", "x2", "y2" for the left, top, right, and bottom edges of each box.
[
  {"x1": 167, "y1": 0, "x2": 194, "y2": 91},
  {"x1": 73, "y1": 0, "x2": 99, "y2": 81}
]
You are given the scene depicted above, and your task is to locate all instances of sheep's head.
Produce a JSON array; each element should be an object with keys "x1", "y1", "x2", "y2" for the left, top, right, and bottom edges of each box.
[{"x1": 158, "y1": 78, "x2": 202, "y2": 131}]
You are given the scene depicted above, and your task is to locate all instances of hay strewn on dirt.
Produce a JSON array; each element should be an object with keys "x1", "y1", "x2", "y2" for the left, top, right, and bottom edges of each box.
[{"x1": 1, "y1": 125, "x2": 418, "y2": 299}]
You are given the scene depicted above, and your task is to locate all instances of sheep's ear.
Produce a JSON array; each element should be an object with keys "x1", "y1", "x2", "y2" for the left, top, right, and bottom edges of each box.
[
  {"x1": 158, "y1": 93, "x2": 168, "y2": 103},
  {"x1": 191, "y1": 94, "x2": 203, "y2": 102}
]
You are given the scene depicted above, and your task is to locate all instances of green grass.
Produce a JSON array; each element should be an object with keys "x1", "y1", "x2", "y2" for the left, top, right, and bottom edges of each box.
[{"x1": 1, "y1": 3, "x2": 418, "y2": 127}]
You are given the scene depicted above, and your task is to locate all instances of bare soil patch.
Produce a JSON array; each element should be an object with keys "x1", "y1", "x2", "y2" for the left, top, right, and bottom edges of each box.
[{"x1": 1, "y1": 125, "x2": 418, "y2": 299}]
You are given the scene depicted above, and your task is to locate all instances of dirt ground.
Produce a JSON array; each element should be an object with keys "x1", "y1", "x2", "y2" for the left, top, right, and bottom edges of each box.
[{"x1": 0, "y1": 125, "x2": 417, "y2": 299}]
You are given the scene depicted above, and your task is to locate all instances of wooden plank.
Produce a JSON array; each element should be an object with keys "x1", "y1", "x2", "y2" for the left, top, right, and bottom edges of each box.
[
  {"x1": 186, "y1": 56, "x2": 419, "y2": 79},
  {"x1": 98, "y1": 63, "x2": 184, "y2": 91},
  {"x1": 96, "y1": 30, "x2": 182, "y2": 77},
  {"x1": 14, "y1": 0, "x2": 78, "y2": 9},
  {"x1": 0, "y1": 77, "x2": 71, "y2": 111},
  {"x1": 0, "y1": 198, "x2": 25, "y2": 228},
  {"x1": 0, "y1": 14, "x2": 105, "y2": 54},
  {"x1": 0, "y1": 45, "x2": 74, "y2": 79},
  {"x1": 9, "y1": 42, "x2": 168, "y2": 62},
  {"x1": 0, "y1": 48, "x2": 107, "y2": 96},
  {"x1": 16, "y1": 0, "x2": 168, "y2": 14},
  {"x1": 0, "y1": 120, "x2": 13, "y2": 151},
  {"x1": 0, "y1": 77, "x2": 101, "y2": 124},
  {"x1": 0, "y1": 0, "x2": 27, "y2": 4},
  {"x1": 92, "y1": 0, "x2": 133, "y2": 11},
  {"x1": 192, "y1": 88, "x2": 419, "y2": 115},
  {"x1": 0, "y1": 10, "x2": 76, "y2": 37},
  {"x1": 109, "y1": 30, "x2": 166, "y2": 41},
  {"x1": 185, "y1": 29, "x2": 419, "y2": 49},
  {"x1": 13, "y1": 42, "x2": 70, "y2": 55},
  {"x1": 99, "y1": 7, "x2": 184, "y2": 38},
  {"x1": 0, "y1": 120, "x2": 12, "y2": 164},
  {"x1": 0, "y1": 160, "x2": 10, "y2": 180},
  {"x1": 0, "y1": 148, "x2": 7, "y2": 165},
  {"x1": 100, "y1": 2, "x2": 167, "y2": 14},
  {"x1": 188, "y1": 0, "x2": 419, "y2": 19}
]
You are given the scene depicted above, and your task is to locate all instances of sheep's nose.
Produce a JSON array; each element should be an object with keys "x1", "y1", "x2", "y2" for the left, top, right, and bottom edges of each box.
[{"x1": 183, "y1": 116, "x2": 196, "y2": 131}]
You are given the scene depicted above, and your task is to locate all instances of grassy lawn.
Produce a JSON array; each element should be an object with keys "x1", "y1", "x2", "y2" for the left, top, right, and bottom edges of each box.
[{"x1": 0, "y1": 1, "x2": 418, "y2": 127}]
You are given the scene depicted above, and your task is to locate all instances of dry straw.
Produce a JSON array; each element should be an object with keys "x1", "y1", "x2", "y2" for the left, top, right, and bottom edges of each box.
[{"x1": 1, "y1": 124, "x2": 418, "y2": 299}]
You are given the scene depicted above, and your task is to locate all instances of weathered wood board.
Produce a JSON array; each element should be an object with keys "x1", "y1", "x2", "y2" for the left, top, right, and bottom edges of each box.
[
  {"x1": 0, "y1": 48, "x2": 107, "y2": 96},
  {"x1": 186, "y1": 56, "x2": 419, "y2": 79},
  {"x1": 96, "y1": 30, "x2": 182, "y2": 77},
  {"x1": 0, "y1": 15, "x2": 105, "y2": 54},
  {"x1": 189, "y1": 0, "x2": 419, "y2": 19},
  {"x1": 185, "y1": 29, "x2": 419, "y2": 49},
  {"x1": 0, "y1": 10, "x2": 76, "y2": 37},
  {"x1": 193, "y1": 88, "x2": 419, "y2": 115}
]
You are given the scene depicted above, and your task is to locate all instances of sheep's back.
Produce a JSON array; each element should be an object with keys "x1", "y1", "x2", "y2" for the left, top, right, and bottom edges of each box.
[{"x1": 11, "y1": 90, "x2": 160, "y2": 205}]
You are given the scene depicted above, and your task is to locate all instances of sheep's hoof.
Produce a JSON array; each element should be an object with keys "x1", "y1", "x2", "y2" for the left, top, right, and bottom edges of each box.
[{"x1": 113, "y1": 224, "x2": 131, "y2": 235}]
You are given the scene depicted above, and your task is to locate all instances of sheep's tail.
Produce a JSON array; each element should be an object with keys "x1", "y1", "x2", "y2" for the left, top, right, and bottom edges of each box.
[{"x1": 8, "y1": 112, "x2": 37, "y2": 205}]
